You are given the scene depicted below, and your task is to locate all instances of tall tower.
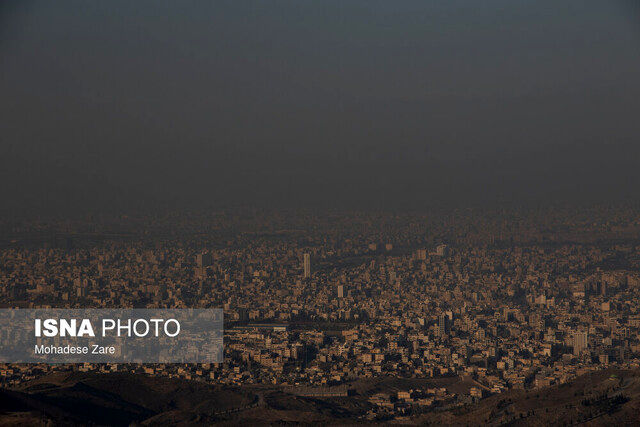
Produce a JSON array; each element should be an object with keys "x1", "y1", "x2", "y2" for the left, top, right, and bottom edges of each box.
[
  {"x1": 437, "y1": 313, "x2": 450, "y2": 337},
  {"x1": 303, "y1": 253, "x2": 311, "y2": 279},
  {"x1": 573, "y1": 331, "x2": 588, "y2": 356},
  {"x1": 337, "y1": 284, "x2": 344, "y2": 298},
  {"x1": 196, "y1": 252, "x2": 212, "y2": 279},
  {"x1": 196, "y1": 252, "x2": 212, "y2": 269}
]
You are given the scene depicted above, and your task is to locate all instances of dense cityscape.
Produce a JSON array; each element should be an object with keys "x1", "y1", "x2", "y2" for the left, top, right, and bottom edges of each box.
[
  {"x1": 2, "y1": 206, "x2": 640, "y2": 422},
  {"x1": 3, "y1": 1, "x2": 640, "y2": 424}
]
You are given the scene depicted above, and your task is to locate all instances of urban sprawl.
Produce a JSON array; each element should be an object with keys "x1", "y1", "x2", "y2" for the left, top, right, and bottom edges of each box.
[{"x1": 2, "y1": 207, "x2": 640, "y2": 418}]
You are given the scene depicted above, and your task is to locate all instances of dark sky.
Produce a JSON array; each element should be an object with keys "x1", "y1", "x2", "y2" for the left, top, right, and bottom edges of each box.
[{"x1": 2, "y1": 1, "x2": 640, "y2": 216}]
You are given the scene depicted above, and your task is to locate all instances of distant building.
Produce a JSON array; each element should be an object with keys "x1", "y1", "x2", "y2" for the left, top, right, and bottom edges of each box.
[
  {"x1": 196, "y1": 252, "x2": 212, "y2": 268},
  {"x1": 303, "y1": 253, "x2": 311, "y2": 278},
  {"x1": 337, "y1": 284, "x2": 344, "y2": 298},
  {"x1": 470, "y1": 387, "x2": 483, "y2": 399},
  {"x1": 437, "y1": 313, "x2": 450, "y2": 337},
  {"x1": 196, "y1": 252, "x2": 212, "y2": 279},
  {"x1": 573, "y1": 331, "x2": 588, "y2": 356},
  {"x1": 436, "y1": 244, "x2": 449, "y2": 257},
  {"x1": 389, "y1": 271, "x2": 396, "y2": 284}
]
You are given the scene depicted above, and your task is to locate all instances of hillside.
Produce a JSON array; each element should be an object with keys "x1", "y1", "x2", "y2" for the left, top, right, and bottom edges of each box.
[
  {"x1": 1, "y1": 372, "x2": 256, "y2": 426},
  {"x1": 2, "y1": 369, "x2": 640, "y2": 425},
  {"x1": 418, "y1": 369, "x2": 640, "y2": 426}
]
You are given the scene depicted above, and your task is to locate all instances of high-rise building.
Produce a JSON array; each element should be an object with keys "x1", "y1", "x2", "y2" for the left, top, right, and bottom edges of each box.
[
  {"x1": 303, "y1": 253, "x2": 311, "y2": 278},
  {"x1": 196, "y1": 252, "x2": 212, "y2": 279},
  {"x1": 196, "y1": 252, "x2": 212, "y2": 269},
  {"x1": 337, "y1": 284, "x2": 344, "y2": 298},
  {"x1": 437, "y1": 313, "x2": 450, "y2": 337},
  {"x1": 389, "y1": 270, "x2": 396, "y2": 285},
  {"x1": 573, "y1": 331, "x2": 588, "y2": 356},
  {"x1": 436, "y1": 244, "x2": 449, "y2": 257}
]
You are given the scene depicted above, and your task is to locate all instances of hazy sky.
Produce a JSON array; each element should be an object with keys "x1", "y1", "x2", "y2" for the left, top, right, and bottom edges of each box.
[{"x1": 2, "y1": 1, "x2": 640, "y2": 215}]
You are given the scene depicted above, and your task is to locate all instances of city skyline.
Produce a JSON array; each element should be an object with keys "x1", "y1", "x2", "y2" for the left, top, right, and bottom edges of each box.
[
  {"x1": 2, "y1": 1, "x2": 640, "y2": 425},
  {"x1": 2, "y1": 207, "x2": 640, "y2": 423}
]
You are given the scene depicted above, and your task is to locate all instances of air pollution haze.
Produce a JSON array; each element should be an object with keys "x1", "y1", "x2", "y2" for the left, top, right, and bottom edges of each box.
[
  {"x1": 1, "y1": 0, "x2": 640, "y2": 216},
  {"x1": 5, "y1": 3, "x2": 640, "y2": 426}
]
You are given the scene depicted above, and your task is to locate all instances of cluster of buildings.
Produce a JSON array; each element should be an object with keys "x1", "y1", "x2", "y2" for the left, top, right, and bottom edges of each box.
[{"x1": 2, "y1": 207, "x2": 640, "y2": 416}]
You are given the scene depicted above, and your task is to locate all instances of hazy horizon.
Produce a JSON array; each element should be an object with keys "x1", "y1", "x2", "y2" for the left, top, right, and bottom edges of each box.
[{"x1": 2, "y1": 1, "x2": 640, "y2": 217}]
